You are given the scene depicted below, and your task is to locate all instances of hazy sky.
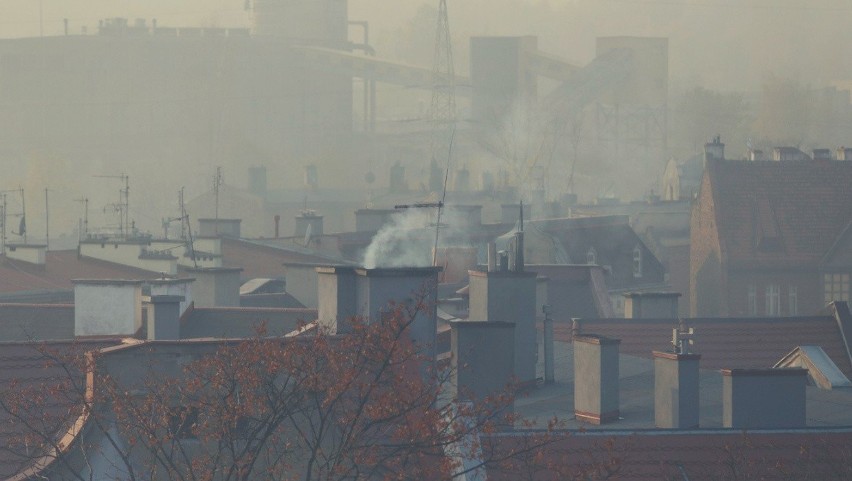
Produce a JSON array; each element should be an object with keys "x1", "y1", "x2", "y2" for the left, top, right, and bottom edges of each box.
[{"x1": 2, "y1": 0, "x2": 851, "y2": 91}]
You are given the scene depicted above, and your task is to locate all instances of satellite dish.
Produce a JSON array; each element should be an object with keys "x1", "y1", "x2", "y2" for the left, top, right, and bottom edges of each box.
[{"x1": 303, "y1": 223, "x2": 312, "y2": 246}]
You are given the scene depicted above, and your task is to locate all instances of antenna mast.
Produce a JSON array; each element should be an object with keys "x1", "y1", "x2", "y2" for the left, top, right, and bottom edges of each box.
[
  {"x1": 213, "y1": 167, "x2": 223, "y2": 236},
  {"x1": 94, "y1": 174, "x2": 129, "y2": 238},
  {"x1": 429, "y1": 0, "x2": 456, "y2": 179}
]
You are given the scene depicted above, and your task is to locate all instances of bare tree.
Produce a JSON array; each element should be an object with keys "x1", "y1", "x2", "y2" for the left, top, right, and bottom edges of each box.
[{"x1": 0, "y1": 296, "x2": 597, "y2": 481}]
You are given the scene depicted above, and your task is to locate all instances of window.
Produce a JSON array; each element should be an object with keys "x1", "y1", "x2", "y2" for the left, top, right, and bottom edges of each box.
[
  {"x1": 632, "y1": 246, "x2": 643, "y2": 278},
  {"x1": 788, "y1": 286, "x2": 798, "y2": 315},
  {"x1": 765, "y1": 284, "x2": 780, "y2": 316},
  {"x1": 824, "y1": 273, "x2": 850, "y2": 304},
  {"x1": 747, "y1": 284, "x2": 757, "y2": 316},
  {"x1": 586, "y1": 247, "x2": 597, "y2": 265}
]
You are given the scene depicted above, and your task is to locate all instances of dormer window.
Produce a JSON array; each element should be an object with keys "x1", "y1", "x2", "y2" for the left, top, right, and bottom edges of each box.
[
  {"x1": 586, "y1": 247, "x2": 597, "y2": 265},
  {"x1": 632, "y1": 246, "x2": 643, "y2": 278}
]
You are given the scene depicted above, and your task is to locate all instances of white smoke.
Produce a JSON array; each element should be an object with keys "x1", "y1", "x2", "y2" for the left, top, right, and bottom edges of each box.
[{"x1": 361, "y1": 208, "x2": 470, "y2": 269}]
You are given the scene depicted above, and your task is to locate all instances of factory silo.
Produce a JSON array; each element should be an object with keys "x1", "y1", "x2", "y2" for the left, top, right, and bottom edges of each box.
[{"x1": 252, "y1": 0, "x2": 348, "y2": 47}]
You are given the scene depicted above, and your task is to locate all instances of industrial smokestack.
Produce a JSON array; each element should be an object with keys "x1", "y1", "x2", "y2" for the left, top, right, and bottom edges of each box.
[{"x1": 274, "y1": 215, "x2": 280, "y2": 239}]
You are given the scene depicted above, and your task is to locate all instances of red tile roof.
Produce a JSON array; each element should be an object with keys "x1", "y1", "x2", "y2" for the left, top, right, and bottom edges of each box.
[
  {"x1": 484, "y1": 429, "x2": 852, "y2": 481},
  {"x1": 706, "y1": 159, "x2": 852, "y2": 267},
  {"x1": 218, "y1": 238, "x2": 340, "y2": 280},
  {"x1": 555, "y1": 316, "x2": 852, "y2": 377},
  {"x1": 0, "y1": 250, "x2": 161, "y2": 294}
]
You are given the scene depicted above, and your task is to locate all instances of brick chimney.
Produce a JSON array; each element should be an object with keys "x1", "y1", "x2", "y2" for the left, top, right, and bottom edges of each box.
[
  {"x1": 573, "y1": 335, "x2": 620, "y2": 424},
  {"x1": 722, "y1": 368, "x2": 808, "y2": 429}
]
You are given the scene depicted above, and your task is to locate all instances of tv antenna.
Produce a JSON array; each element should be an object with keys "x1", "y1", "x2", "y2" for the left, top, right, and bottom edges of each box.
[
  {"x1": 94, "y1": 173, "x2": 129, "y2": 238},
  {"x1": 0, "y1": 188, "x2": 27, "y2": 245},
  {"x1": 74, "y1": 197, "x2": 89, "y2": 242}
]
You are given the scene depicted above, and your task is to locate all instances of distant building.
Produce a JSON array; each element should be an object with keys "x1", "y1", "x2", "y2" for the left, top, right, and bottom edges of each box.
[{"x1": 691, "y1": 156, "x2": 852, "y2": 316}]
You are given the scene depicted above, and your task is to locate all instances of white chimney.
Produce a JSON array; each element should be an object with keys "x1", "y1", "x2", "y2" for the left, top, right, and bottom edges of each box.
[
  {"x1": 5, "y1": 243, "x2": 46, "y2": 265},
  {"x1": 73, "y1": 279, "x2": 143, "y2": 337}
]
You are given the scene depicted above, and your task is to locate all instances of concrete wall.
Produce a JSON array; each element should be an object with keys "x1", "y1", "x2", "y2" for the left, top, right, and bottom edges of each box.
[
  {"x1": 451, "y1": 321, "x2": 515, "y2": 409},
  {"x1": 5, "y1": 244, "x2": 45, "y2": 265},
  {"x1": 654, "y1": 352, "x2": 700, "y2": 429},
  {"x1": 573, "y1": 335, "x2": 620, "y2": 425},
  {"x1": 468, "y1": 270, "x2": 538, "y2": 384},
  {"x1": 722, "y1": 368, "x2": 808, "y2": 429},
  {"x1": 285, "y1": 263, "x2": 322, "y2": 308},
  {"x1": 149, "y1": 239, "x2": 222, "y2": 269},
  {"x1": 198, "y1": 219, "x2": 242, "y2": 238},
  {"x1": 624, "y1": 293, "x2": 680, "y2": 319},
  {"x1": 80, "y1": 241, "x2": 177, "y2": 275},
  {"x1": 73, "y1": 280, "x2": 143, "y2": 336},
  {"x1": 185, "y1": 268, "x2": 242, "y2": 307}
]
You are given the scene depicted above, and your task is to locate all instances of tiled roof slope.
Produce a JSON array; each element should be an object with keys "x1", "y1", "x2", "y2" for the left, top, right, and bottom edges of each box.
[
  {"x1": 484, "y1": 429, "x2": 852, "y2": 481},
  {"x1": 0, "y1": 339, "x2": 123, "y2": 479},
  {"x1": 0, "y1": 250, "x2": 160, "y2": 294},
  {"x1": 707, "y1": 159, "x2": 852, "y2": 267},
  {"x1": 219, "y1": 238, "x2": 341, "y2": 280},
  {"x1": 0, "y1": 304, "x2": 74, "y2": 342},
  {"x1": 555, "y1": 316, "x2": 852, "y2": 378},
  {"x1": 181, "y1": 306, "x2": 317, "y2": 339}
]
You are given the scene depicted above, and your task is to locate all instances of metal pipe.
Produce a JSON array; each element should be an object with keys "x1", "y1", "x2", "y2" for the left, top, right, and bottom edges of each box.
[{"x1": 543, "y1": 305, "x2": 554, "y2": 384}]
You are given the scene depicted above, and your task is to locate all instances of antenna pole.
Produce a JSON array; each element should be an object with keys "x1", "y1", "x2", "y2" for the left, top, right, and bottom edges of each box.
[
  {"x1": 44, "y1": 188, "x2": 49, "y2": 250},
  {"x1": 20, "y1": 187, "x2": 26, "y2": 244},
  {"x1": 213, "y1": 167, "x2": 223, "y2": 236},
  {"x1": 432, "y1": 126, "x2": 455, "y2": 266},
  {"x1": 1, "y1": 195, "x2": 5, "y2": 253}
]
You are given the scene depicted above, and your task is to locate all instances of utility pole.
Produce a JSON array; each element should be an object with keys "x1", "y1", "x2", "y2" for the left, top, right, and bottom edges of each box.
[{"x1": 19, "y1": 187, "x2": 26, "y2": 244}]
